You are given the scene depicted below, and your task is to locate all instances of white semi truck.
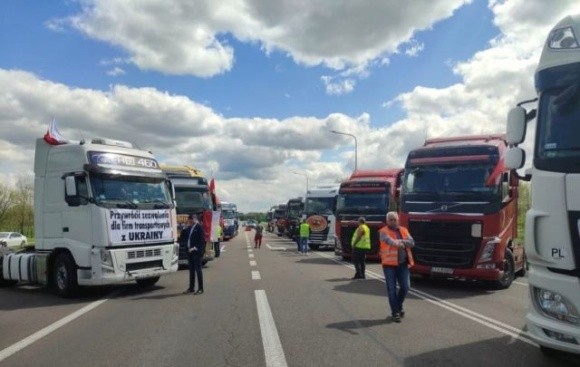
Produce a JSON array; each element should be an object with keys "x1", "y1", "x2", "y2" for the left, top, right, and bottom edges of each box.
[
  {"x1": 303, "y1": 184, "x2": 340, "y2": 250},
  {"x1": 0, "y1": 132, "x2": 179, "y2": 297},
  {"x1": 506, "y1": 14, "x2": 580, "y2": 355}
]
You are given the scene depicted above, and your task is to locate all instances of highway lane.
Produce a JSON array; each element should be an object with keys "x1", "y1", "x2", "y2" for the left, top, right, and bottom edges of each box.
[{"x1": 0, "y1": 229, "x2": 578, "y2": 366}]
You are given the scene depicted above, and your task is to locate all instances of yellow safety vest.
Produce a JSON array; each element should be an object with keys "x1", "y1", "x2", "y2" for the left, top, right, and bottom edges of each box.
[
  {"x1": 299, "y1": 223, "x2": 310, "y2": 238},
  {"x1": 351, "y1": 224, "x2": 371, "y2": 250}
]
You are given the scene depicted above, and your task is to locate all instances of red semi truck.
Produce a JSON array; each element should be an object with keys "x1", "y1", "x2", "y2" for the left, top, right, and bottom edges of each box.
[
  {"x1": 399, "y1": 134, "x2": 526, "y2": 289},
  {"x1": 334, "y1": 169, "x2": 403, "y2": 261}
]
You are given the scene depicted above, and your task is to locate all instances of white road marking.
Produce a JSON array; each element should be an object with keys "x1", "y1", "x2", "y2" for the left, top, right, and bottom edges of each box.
[
  {"x1": 250, "y1": 260, "x2": 257, "y2": 266},
  {"x1": 0, "y1": 294, "x2": 115, "y2": 362},
  {"x1": 252, "y1": 271, "x2": 261, "y2": 280},
  {"x1": 255, "y1": 290, "x2": 288, "y2": 367},
  {"x1": 513, "y1": 280, "x2": 528, "y2": 287},
  {"x1": 314, "y1": 251, "x2": 537, "y2": 347},
  {"x1": 249, "y1": 253, "x2": 255, "y2": 258}
]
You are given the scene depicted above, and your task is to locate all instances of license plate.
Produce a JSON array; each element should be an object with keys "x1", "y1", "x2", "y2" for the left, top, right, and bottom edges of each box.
[
  {"x1": 431, "y1": 267, "x2": 453, "y2": 274},
  {"x1": 178, "y1": 259, "x2": 188, "y2": 265}
]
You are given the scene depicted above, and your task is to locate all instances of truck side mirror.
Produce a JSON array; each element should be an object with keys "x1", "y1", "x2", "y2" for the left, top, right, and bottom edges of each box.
[
  {"x1": 505, "y1": 147, "x2": 525, "y2": 170},
  {"x1": 506, "y1": 106, "x2": 527, "y2": 145},
  {"x1": 64, "y1": 176, "x2": 82, "y2": 207}
]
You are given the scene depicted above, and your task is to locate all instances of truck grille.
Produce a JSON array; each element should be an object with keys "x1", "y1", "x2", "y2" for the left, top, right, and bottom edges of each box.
[
  {"x1": 126, "y1": 260, "x2": 163, "y2": 271},
  {"x1": 127, "y1": 248, "x2": 162, "y2": 259},
  {"x1": 309, "y1": 227, "x2": 329, "y2": 243},
  {"x1": 409, "y1": 220, "x2": 480, "y2": 268}
]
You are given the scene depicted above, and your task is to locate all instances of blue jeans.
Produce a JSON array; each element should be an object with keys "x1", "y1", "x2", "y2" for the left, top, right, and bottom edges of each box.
[
  {"x1": 299, "y1": 237, "x2": 308, "y2": 253},
  {"x1": 383, "y1": 265, "x2": 410, "y2": 316}
]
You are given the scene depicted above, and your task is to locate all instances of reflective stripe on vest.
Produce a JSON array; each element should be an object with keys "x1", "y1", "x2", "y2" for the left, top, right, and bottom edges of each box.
[
  {"x1": 378, "y1": 226, "x2": 414, "y2": 267},
  {"x1": 351, "y1": 224, "x2": 371, "y2": 250}
]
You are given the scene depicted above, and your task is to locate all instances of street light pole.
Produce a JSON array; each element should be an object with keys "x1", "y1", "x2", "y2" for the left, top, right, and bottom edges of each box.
[
  {"x1": 330, "y1": 130, "x2": 358, "y2": 172},
  {"x1": 291, "y1": 171, "x2": 309, "y2": 193}
]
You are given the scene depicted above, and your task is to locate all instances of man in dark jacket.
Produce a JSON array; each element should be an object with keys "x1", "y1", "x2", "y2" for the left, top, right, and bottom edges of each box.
[{"x1": 179, "y1": 214, "x2": 205, "y2": 294}]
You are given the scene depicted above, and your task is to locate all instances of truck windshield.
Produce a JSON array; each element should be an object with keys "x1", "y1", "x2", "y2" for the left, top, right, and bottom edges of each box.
[
  {"x1": 403, "y1": 164, "x2": 499, "y2": 197},
  {"x1": 537, "y1": 84, "x2": 580, "y2": 165},
  {"x1": 336, "y1": 192, "x2": 388, "y2": 213},
  {"x1": 90, "y1": 175, "x2": 171, "y2": 207},
  {"x1": 288, "y1": 203, "x2": 303, "y2": 218},
  {"x1": 174, "y1": 187, "x2": 212, "y2": 214},
  {"x1": 222, "y1": 210, "x2": 236, "y2": 219},
  {"x1": 304, "y1": 197, "x2": 335, "y2": 215}
]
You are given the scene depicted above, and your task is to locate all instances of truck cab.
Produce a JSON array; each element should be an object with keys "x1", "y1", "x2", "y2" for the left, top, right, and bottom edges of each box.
[
  {"x1": 335, "y1": 170, "x2": 402, "y2": 260},
  {"x1": 400, "y1": 135, "x2": 525, "y2": 289}
]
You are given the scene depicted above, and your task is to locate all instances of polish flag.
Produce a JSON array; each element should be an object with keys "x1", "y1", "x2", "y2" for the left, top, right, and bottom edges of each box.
[{"x1": 43, "y1": 119, "x2": 69, "y2": 145}]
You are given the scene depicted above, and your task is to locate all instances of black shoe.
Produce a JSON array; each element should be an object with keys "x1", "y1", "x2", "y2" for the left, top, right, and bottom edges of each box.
[
  {"x1": 183, "y1": 289, "x2": 193, "y2": 294},
  {"x1": 392, "y1": 313, "x2": 401, "y2": 323},
  {"x1": 400, "y1": 311, "x2": 405, "y2": 318},
  {"x1": 352, "y1": 275, "x2": 362, "y2": 280},
  {"x1": 194, "y1": 290, "x2": 204, "y2": 295}
]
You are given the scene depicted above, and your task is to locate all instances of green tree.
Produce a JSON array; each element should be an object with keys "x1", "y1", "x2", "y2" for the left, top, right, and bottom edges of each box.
[
  {"x1": 517, "y1": 182, "x2": 531, "y2": 242},
  {"x1": 11, "y1": 177, "x2": 34, "y2": 237},
  {"x1": 0, "y1": 182, "x2": 14, "y2": 224}
]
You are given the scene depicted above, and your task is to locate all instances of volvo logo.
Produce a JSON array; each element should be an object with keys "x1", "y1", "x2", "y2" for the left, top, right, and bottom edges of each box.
[{"x1": 440, "y1": 205, "x2": 448, "y2": 212}]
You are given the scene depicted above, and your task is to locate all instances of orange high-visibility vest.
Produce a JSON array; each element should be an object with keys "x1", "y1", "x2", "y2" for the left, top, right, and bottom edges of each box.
[{"x1": 379, "y1": 226, "x2": 415, "y2": 267}]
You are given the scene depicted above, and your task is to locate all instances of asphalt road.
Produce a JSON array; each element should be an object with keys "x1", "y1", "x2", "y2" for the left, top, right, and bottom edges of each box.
[{"x1": 1, "y1": 229, "x2": 578, "y2": 366}]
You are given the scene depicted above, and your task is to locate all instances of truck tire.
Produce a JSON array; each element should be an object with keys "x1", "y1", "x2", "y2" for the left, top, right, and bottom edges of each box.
[
  {"x1": 491, "y1": 249, "x2": 515, "y2": 290},
  {"x1": 135, "y1": 276, "x2": 160, "y2": 287},
  {"x1": 53, "y1": 253, "x2": 79, "y2": 298}
]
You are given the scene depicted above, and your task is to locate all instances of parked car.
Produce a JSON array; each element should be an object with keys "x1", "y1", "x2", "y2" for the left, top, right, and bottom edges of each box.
[{"x1": 0, "y1": 232, "x2": 28, "y2": 250}]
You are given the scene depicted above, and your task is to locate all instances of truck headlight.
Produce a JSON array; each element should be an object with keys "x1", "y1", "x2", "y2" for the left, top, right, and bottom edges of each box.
[
  {"x1": 533, "y1": 287, "x2": 580, "y2": 325},
  {"x1": 100, "y1": 249, "x2": 113, "y2": 267},
  {"x1": 478, "y1": 237, "x2": 499, "y2": 263}
]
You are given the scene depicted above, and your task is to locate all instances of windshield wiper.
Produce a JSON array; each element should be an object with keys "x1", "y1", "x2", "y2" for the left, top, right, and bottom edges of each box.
[
  {"x1": 116, "y1": 201, "x2": 138, "y2": 209},
  {"x1": 144, "y1": 199, "x2": 171, "y2": 209}
]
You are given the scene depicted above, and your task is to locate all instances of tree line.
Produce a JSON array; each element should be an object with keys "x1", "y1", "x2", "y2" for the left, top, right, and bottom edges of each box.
[{"x1": 0, "y1": 178, "x2": 34, "y2": 238}]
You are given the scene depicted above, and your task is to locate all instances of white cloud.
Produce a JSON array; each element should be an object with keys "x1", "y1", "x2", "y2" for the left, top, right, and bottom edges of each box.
[
  {"x1": 106, "y1": 67, "x2": 125, "y2": 76},
  {"x1": 56, "y1": 0, "x2": 469, "y2": 78}
]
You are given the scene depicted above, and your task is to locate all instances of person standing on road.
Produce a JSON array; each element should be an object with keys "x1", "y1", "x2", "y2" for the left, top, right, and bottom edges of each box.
[
  {"x1": 299, "y1": 219, "x2": 311, "y2": 255},
  {"x1": 351, "y1": 217, "x2": 371, "y2": 279},
  {"x1": 214, "y1": 224, "x2": 223, "y2": 258},
  {"x1": 254, "y1": 222, "x2": 264, "y2": 248},
  {"x1": 179, "y1": 214, "x2": 205, "y2": 295},
  {"x1": 379, "y1": 211, "x2": 414, "y2": 323}
]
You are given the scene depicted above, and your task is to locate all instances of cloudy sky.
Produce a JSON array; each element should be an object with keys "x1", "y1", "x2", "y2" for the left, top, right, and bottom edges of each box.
[{"x1": 1, "y1": 0, "x2": 579, "y2": 212}]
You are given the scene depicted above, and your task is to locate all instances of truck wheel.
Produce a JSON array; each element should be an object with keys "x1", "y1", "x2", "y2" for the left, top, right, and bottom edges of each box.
[
  {"x1": 53, "y1": 253, "x2": 79, "y2": 298},
  {"x1": 492, "y1": 250, "x2": 515, "y2": 290},
  {"x1": 135, "y1": 276, "x2": 160, "y2": 287}
]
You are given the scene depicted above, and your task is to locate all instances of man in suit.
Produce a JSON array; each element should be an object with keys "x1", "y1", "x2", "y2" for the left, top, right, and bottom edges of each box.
[{"x1": 179, "y1": 214, "x2": 205, "y2": 294}]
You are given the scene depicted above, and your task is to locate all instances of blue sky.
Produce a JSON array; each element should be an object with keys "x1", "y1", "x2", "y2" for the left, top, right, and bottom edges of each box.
[{"x1": 1, "y1": 1, "x2": 579, "y2": 211}]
